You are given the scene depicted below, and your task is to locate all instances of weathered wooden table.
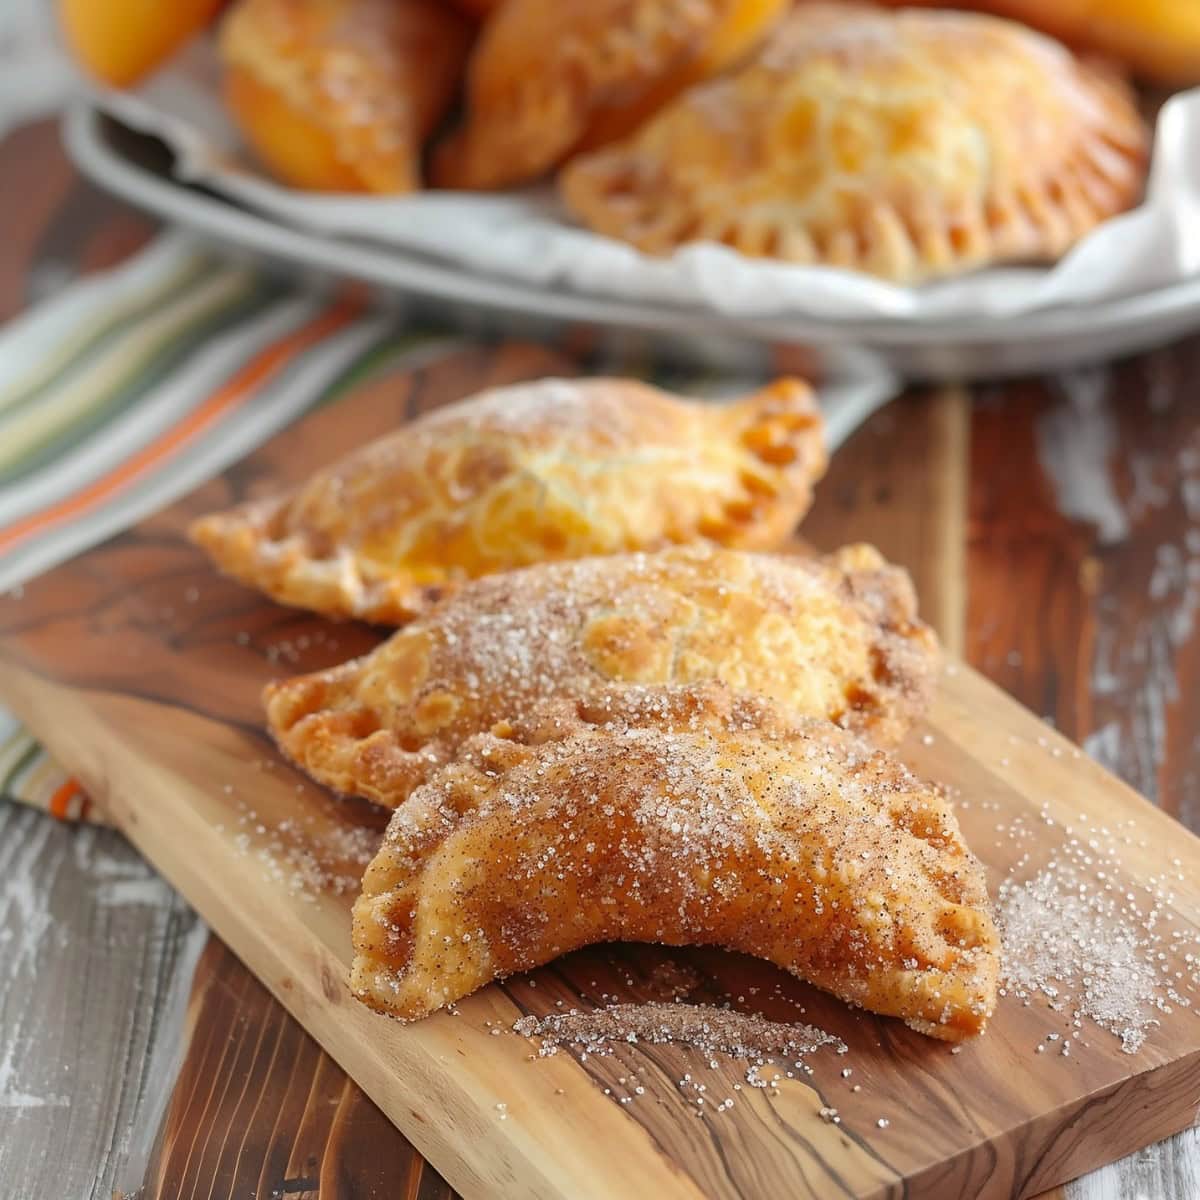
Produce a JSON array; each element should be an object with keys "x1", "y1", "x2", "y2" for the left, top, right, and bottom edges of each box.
[{"x1": 1, "y1": 118, "x2": 1197, "y2": 1200}]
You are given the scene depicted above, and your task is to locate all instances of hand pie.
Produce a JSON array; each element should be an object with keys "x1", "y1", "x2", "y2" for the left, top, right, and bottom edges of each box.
[
  {"x1": 561, "y1": 5, "x2": 1149, "y2": 284},
  {"x1": 431, "y1": 0, "x2": 788, "y2": 190},
  {"x1": 58, "y1": 0, "x2": 226, "y2": 86},
  {"x1": 219, "y1": 0, "x2": 473, "y2": 192},
  {"x1": 265, "y1": 542, "x2": 938, "y2": 807},
  {"x1": 876, "y1": 0, "x2": 1200, "y2": 86},
  {"x1": 351, "y1": 684, "x2": 1000, "y2": 1040},
  {"x1": 189, "y1": 376, "x2": 826, "y2": 623}
]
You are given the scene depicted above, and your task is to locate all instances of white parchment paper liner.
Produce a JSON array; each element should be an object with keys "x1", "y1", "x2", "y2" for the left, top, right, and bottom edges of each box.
[{"x1": 92, "y1": 41, "x2": 1200, "y2": 323}]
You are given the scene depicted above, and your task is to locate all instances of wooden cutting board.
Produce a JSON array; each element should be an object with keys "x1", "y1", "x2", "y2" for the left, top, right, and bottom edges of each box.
[{"x1": 3, "y1": 344, "x2": 1200, "y2": 1200}]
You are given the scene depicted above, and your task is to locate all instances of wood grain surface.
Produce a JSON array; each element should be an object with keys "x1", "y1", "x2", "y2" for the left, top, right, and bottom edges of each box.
[
  {"x1": 5, "y1": 118, "x2": 1200, "y2": 1199},
  {"x1": 139, "y1": 936, "x2": 455, "y2": 1200},
  {"x1": 3, "y1": 343, "x2": 1200, "y2": 1199},
  {"x1": 0, "y1": 806, "x2": 205, "y2": 1199},
  {"x1": 966, "y1": 356, "x2": 1200, "y2": 1200}
]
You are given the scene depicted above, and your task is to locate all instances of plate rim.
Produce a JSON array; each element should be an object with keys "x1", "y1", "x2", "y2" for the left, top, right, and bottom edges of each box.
[{"x1": 64, "y1": 102, "x2": 1200, "y2": 354}]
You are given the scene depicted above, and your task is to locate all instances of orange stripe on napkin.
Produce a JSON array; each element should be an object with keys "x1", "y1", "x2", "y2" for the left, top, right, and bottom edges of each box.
[
  {"x1": 0, "y1": 300, "x2": 360, "y2": 555},
  {"x1": 48, "y1": 777, "x2": 84, "y2": 820}
]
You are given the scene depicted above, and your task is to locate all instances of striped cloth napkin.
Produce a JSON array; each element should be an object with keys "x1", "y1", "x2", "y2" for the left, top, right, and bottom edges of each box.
[
  {"x1": 0, "y1": 233, "x2": 424, "y2": 821},
  {"x1": 0, "y1": 233, "x2": 894, "y2": 824}
]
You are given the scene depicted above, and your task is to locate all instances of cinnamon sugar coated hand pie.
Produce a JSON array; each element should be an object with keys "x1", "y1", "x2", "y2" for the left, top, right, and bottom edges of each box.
[
  {"x1": 264, "y1": 542, "x2": 939, "y2": 808},
  {"x1": 350, "y1": 684, "x2": 1000, "y2": 1040},
  {"x1": 219, "y1": 0, "x2": 473, "y2": 192},
  {"x1": 189, "y1": 376, "x2": 826, "y2": 623},
  {"x1": 560, "y1": 5, "x2": 1149, "y2": 283},
  {"x1": 432, "y1": 0, "x2": 788, "y2": 189}
]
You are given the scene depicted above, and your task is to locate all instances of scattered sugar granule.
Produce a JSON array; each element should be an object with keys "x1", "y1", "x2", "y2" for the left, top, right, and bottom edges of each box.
[
  {"x1": 514, "y1": 1003, "x2": 844, "y2": 1061},
  {"x1": 998, "y1": 862, "x2": 1159, "y2": 1053}
]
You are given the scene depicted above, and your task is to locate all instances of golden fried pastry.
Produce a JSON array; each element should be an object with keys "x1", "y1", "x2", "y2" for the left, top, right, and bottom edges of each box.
[
  {"x1": 561, "y1": 5, "x2": 1149, "y2": 284},
  {"x1": 877, "y1": 0, "x2": 1200, "y2": 86},
  {"x1": 432, "y1": 0, "x2": 788, "y2": 190},
  {"x1": 190, "y1": 376, "x2": 825, "y2": 623},
  {"x1": 265, "y1": 542, "x2": 938, "y2": 807},
  {"x1": 219, "y1": 0, "x2": 473, "y2": 192},
  {"x1": 59, "y1": 0, "x2": 226, "y2": 86},
  {"x1": 351, "y1": 684, "x2": 1000, "y2": 1039}
]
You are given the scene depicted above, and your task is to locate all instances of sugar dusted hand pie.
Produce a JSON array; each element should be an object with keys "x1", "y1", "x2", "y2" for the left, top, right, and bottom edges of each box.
[
  {"x1": 264, "y1": 542, "x2": 939, "y2": 808},
  {"x1": 351, "y1": 684, "x2": 1000, "y2": 1040},
  {"x1": 432, "y1": 0, "x2": 789, "y2": 189},
  {"x1": 190, "y1": 376, "x2": 826, "y2": 623},
  {"x1": 219, "y1": 0, "x2": 473, "y2": 192},
  {"x1": 561, "y1": 5, "x2": 1149, "y2": 283}
]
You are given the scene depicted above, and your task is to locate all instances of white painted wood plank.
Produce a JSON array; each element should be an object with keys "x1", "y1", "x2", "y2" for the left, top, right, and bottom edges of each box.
[
  {"x1": 1040, "y1": 361, "x2": 1200, "y2": 1200},
  {"x1": 0, "y1": 801, "x2": 204, "y2": 1200},
  {"x1": 1068, "y1": 1130, "x2": 1200, "y2": 1200}
]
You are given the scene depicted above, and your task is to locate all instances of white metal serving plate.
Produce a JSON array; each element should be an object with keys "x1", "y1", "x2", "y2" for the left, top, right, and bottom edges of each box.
[{"x1": 65, "y1": 103, "x2": 1200, "y2": 382}]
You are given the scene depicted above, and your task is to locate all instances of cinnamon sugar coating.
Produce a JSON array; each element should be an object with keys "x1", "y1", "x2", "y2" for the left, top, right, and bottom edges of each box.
[
  {"x1": 264, "y1": 542, "x2": 938, "y2": 808},
  {"x1": 351, "y1": 685, "x2": 999, "y2": 1040},
  {"x1": 190, "y1": 376, "x2": 825, "y2": 624}
]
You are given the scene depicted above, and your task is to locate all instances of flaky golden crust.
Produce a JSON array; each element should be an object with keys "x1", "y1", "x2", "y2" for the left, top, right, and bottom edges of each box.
[
  {"x1": 432, "y1": 0, "x2": 788, "y2": 189},
  {"x1": 350, "y1": 685, "x2": 999, "y2": 1040},
  {"x1": 264, "y1": 542, "x2": 938, "y2": 807},
  {"x1": 190, "y1": 377, "x2": 826, "y2": 623},
  {"x1": 220, "y1": 0, "x2": 472, "y2": 192},
  {"x1": 561, "y1": 5, "x2": 1149, "y2": 283}
]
